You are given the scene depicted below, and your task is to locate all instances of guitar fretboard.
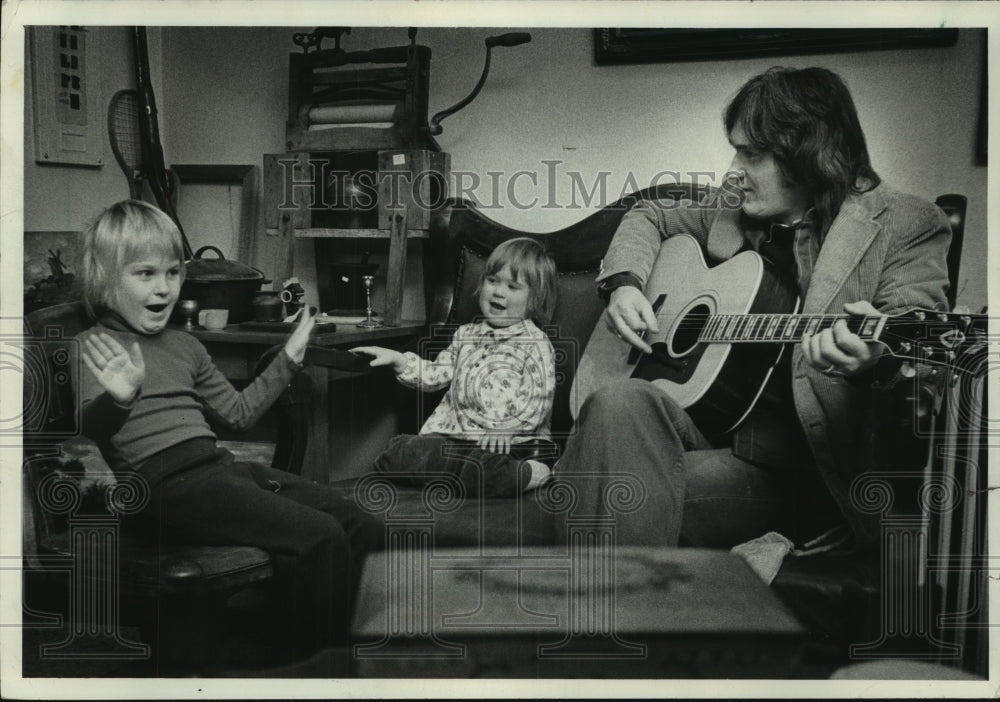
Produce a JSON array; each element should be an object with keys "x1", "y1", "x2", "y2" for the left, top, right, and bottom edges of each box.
[{"x1": 699, "y1": 314, "x2": 885, "y2": 344}]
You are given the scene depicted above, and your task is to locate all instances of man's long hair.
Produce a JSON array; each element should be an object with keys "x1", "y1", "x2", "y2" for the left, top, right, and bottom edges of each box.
[{"x1": 724, "y1": 66, "x2": 881, "y2": 235}]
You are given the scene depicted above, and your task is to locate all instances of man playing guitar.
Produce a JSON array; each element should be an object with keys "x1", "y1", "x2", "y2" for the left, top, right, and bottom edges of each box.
[{"x1": 557, "y1": 66, "x2": 953, "y2": 550}]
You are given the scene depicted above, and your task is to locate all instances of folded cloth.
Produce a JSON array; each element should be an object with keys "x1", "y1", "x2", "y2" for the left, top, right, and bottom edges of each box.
[{"x1": 731, "y1": 525, "x2": 852, "y2": 585}]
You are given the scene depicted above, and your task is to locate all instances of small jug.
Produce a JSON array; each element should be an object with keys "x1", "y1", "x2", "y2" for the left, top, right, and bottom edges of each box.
[{"x1": 251, "y1": 291, "x2": 285, "y2": 322}]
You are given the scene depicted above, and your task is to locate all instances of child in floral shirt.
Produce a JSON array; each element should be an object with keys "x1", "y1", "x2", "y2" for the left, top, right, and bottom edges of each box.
[{"x1": 354, "y1": 238, "x2": 557, "y2": 496}]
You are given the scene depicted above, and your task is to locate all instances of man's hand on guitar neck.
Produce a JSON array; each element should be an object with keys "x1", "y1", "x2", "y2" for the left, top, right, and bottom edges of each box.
[
  {"x1": 801, "y1": 300, "x2": 884, "y2": 377},
  {"x1": 606, "y1": 286, "x2": 658, "y2": 354}
]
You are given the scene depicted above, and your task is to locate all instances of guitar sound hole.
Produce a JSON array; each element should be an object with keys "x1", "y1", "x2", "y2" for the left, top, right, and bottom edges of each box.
[{"x1": 670, "y1": 303, "x2": 710, "y2": 356}]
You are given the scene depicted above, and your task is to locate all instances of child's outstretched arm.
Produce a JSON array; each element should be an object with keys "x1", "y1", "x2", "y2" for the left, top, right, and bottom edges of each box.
[
  {"x1": 81, "y1": 332, "x2": 145, "y2": 404},
  {"x1": 353, "y1": 346, "x2": 407, "y2": 373},
  {"x1": 282, "y1": 305, "x2": 316, "y2": 364},
  {"x1": 354, "y1": 339, "x2": 457, "y2": 391},
  {"x1": 198, "y1": 305, "x2": 313, "y2": 431}
]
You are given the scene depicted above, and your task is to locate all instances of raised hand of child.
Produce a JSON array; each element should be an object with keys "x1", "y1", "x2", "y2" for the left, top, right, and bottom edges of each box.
[
  {"x1": 81, "y1": 332, "x2": 145, "y2": 405},
  {"x1": 477, "y1": 432, "x2": 512, "y2": 454},
  {"x1": 283, "y1": 304, "x2": 315, "y2": 364},
  {"x1": 353, "y1": 346, "x2": 406, "y2": 373}
]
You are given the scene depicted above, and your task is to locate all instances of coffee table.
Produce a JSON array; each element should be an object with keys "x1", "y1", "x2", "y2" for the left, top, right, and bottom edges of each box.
[{"x1": 351, "y1": 546, "x2": 806, "y2": 678}]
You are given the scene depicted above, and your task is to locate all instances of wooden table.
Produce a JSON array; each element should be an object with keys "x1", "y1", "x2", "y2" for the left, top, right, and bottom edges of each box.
[{"x1": 182, "y1": 321, "x2": 426, "y2": 481}]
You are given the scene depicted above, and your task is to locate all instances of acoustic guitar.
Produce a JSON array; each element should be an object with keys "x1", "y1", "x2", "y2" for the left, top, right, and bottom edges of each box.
[{"x1": 570, "y1": 234, "x2": 984, "y2": 436}]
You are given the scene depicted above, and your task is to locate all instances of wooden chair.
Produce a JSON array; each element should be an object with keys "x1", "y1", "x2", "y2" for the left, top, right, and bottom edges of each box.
[{"x1": 21, "y1": 301, "x2": 312, "y2": 672}]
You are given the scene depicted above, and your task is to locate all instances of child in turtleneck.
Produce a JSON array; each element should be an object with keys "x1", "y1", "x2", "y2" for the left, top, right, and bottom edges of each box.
[{"x1": 76, "y1": 199, "x2": 382, "y2": 655}]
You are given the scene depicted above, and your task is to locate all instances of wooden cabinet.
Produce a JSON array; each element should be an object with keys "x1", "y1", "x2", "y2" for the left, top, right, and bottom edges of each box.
[
  {"x1": 263, "y1": 149, "x2": 449, "y2": 325},
  {"x1": 266, "y1": 35, "x2": 449, "y2": 326}
]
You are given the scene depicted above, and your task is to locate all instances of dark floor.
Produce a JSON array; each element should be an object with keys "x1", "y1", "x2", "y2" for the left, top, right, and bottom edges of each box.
[
  {"x1": 19, "y1": 602, "x2": 847, "y2": 680},
  {"x1": 15, "y1": 557, "x2": 866, "y2": 680},
  {"x1": 20, "y1": 628, "x2": 357, "y2": 679},
  {"x1": 19, "y1": 567, "x2": 979, "y2": 681},
  {"x1": 19, "y1": 573, "x2": 334, "y2": 678}
]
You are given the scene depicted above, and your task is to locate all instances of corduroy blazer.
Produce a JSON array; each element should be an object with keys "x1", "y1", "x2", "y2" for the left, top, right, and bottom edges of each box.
[{"x1": 598, "y1": 181, "x2": 952, "y2": 545}]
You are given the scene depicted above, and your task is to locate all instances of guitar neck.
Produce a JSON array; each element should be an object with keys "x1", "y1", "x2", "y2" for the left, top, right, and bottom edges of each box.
[{"x1": 699, "y1": 313, "x2": 885, "y2": 344}]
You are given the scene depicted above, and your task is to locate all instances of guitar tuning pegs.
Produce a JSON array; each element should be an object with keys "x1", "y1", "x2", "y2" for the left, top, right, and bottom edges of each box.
[
  {"x1": 914, "y1": 310, "x2": 926, "y2": 321},
  {"x1": 901, "y1": 341, "x2": 913, "y2": 353},
  {"x1": 937, "y1": 312, "x2": 949, "y2": 322}
]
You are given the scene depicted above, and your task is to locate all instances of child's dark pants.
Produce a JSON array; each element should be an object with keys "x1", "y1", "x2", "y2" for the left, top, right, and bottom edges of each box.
[
  {"x1": 130, "y1": 438, "x2": 384, "y2": 655},
  {"x1": 373, "y1": 433, "x2": 556, "y2": 497}
]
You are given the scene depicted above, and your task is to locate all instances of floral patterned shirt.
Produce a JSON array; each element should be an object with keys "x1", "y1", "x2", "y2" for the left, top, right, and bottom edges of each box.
[{"x1": 397, "y1": 319, "x2": 556, "y2": 441}]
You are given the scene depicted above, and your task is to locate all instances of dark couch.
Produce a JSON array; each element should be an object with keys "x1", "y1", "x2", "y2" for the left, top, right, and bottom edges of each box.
[
  {"x1": 335, "y1": 184, "x2": 710, "y2": 546},
  {"x1": 323, "y1": 186, "x2": 985, "y2": 673}
]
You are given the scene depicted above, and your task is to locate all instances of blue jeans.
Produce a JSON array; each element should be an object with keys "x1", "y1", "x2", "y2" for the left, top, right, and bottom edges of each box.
[{"x1": 554, "y1": 381, "x2": 839, "y2": 547}]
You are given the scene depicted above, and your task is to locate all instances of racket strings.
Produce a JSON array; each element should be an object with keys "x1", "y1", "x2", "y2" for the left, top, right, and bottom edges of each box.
[{"x1": 109, "y1": 92, "x2": 143, "y2": 172}]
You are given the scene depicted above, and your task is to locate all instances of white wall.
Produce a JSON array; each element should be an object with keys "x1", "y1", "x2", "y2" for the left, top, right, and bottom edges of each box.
[
  {"x1": 23, "y1": 26, "x2": 164, "y2": 231},
  {"x1": 23, "y1": 27, "x2": 988, "y2": 311},
  {"x1": 158, "y1": 26, "x2": 988, "y2": 311}
]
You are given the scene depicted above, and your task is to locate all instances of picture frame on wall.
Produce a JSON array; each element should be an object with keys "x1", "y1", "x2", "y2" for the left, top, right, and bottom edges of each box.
[
  {"x1": 593, "y1": 28, "x2": 960, "y2": 65},
  {"x1": 28, "y1": 26, "x2": 105, "y2": 168}
]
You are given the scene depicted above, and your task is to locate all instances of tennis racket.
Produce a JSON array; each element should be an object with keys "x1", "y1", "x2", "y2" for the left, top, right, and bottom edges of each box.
[
  {"x1": 107, "y1": 89, "x2": 145, "y2": 200},
  {"x1": 132, "y1": 27, "x2": 193, "y2": 259}
]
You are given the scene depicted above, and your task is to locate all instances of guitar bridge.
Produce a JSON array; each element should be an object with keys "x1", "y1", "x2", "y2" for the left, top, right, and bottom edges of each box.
[{"x1": 631, "y1": 343, "x2": 688, "y2": 381}]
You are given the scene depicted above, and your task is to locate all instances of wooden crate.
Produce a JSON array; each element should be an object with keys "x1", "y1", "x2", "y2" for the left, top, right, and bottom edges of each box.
[{"x1": 263, "y1": 150, "x2": 449, "y2": 325}]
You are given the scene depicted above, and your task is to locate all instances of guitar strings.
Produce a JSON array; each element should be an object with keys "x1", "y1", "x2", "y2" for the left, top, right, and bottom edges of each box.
[{"x1": 632, "y1": 313, "x2": 981, "y2": 370}]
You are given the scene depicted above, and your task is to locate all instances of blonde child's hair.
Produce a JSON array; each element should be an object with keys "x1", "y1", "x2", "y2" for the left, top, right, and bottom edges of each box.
[
  {"x1": 481, "y1": 237, "x2": 558, "y2": 326},
  {"x1": 77, "y1": 200, "x2": 186, "y2": 319}
]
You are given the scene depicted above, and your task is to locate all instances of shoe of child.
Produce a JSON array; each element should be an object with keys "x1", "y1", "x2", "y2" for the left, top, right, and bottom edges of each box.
[{"x1": 524, "y1": 459, "x2": 552, "y2": 491}]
